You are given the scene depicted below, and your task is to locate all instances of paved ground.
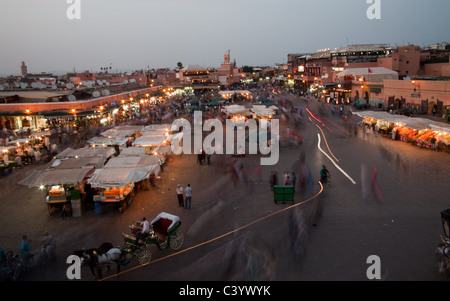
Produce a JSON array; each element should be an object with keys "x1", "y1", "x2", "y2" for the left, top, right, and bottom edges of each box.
[{"x1": 1, "y1": 91, "x2": 449, "y2": 282}]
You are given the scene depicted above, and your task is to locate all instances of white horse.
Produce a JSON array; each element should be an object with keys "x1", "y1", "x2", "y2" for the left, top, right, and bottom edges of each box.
[
  {"x1": 73, "y1": 243, "x2": 124, "y2": 280},
  {"x1": 97, "y1": 248, "x2": 122, "y2": 265}
]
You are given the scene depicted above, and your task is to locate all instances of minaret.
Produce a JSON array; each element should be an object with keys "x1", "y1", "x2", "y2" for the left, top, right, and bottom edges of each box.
[
  {"x1": 21, "y1": 61, "x2": 27, "y2": 77},
  {"x1": 223, "y1": 50, "x2": 230, "y2": 65}
]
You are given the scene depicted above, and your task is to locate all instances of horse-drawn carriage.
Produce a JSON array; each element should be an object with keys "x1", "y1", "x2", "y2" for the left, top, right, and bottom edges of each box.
[
  {"x1": 73, "y1": 212, "x2": 184, "y2": 280},
  {"x1": 121, "y1": 212, "x2": 184, "y2": 265}
]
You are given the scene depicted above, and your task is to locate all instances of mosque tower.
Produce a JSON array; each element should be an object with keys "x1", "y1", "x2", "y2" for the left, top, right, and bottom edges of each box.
[{"x1": 21, "y1": 61, "x2": 28, "y2": 77}]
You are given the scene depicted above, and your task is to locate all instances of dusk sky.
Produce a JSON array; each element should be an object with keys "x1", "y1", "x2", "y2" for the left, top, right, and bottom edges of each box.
[{"x1": 0, "y1": 0, "x2": 449, "y2": 76}]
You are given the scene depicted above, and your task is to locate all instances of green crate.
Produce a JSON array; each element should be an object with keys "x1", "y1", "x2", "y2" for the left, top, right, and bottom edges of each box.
[{"x1": 273, "y1": 185, "x2": 294, "y2": 203}]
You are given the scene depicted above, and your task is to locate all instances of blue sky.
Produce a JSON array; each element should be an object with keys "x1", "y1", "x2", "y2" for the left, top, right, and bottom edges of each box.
[{"x1": 0, "y1": 0, "x2": 449, "y2": 75}]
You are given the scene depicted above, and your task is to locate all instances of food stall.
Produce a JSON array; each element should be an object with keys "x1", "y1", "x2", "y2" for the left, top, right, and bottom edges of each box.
[
  {"x1": 88, "y1": 165, "x2": 159, "y2": 213},
  {"x1": 18, "y1": 167, "x2": 94, "y2": 216},
  {"x1": 1, "y1": 146, "x2": 17, "y2": 175},
  {"x1": 153, "y1": 145, "x2": 173, "y2": 158},
  {"x1": 251, "y1": 105, "x2": 275, "y2": 121},
  {"x1": 355, "y1": 111, "x2": 450, "y2": 151},
  {"x1": 222, "y1": 105, "x2": 252, "y2": 127},
  {"x1": 429, "y1": 124, "x2": 450, "y2": 152},
  {"x1": 396, "y1": 126, "x2": 418, "y2": 142}
]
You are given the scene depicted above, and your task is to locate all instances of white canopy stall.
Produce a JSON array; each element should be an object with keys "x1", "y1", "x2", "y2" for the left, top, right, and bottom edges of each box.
[
  {"x1": 18, "y1": 167, "x2": 94, "y2": 216},
  {"x1": 87, "y1": 136, "x2": 129, "y2": 147},
  {"x1": 105, "y1": 155, "x2": 164, "y2": 169},
  {"x1": 54, "y1": 147, "x2": 115, "y2": 160},
  {"x1": 251, "y1": 106, "x2": 275, "y2": 120},
  {"x1": 49, "y1": 156, "x2": 105, "y2": 170},
  {"x1": 18, "y1": 167, "x2": 94, "y2": 188}
]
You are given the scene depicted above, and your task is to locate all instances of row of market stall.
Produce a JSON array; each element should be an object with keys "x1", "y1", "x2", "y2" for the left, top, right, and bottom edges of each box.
[
  {"x1": 18, "y1": 124, "x2": 183, "y2": 216},
  {"x1": 222, "y1": 104, "x2": 277, "y2": 124},
  {"x1": 354, "y1": 111, "x2": 450, "y2": 152},
  {"x1": 1, "y1": 130, "x2": 55, "y2": 175}
]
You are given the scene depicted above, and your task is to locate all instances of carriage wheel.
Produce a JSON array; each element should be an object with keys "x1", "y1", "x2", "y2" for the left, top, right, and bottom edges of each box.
[
  {"x1": 137, "y1": 246, "x2": 152, "y2": 265},
  {"x1": 48, "y1": 204, "x2": 54, "y2": 215},
  {"x1": 123, "y1": 249, "x2": 134, "y2": 263},
  {"x1": 170, "y1": 229, "x2": 184, "y2": 250}
]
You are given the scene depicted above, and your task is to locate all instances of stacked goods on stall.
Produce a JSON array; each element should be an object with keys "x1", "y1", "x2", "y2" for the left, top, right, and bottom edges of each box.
[
  {"x1": 397, "y1": 127, "x2": 418, "y2": 142},
  {"x1": 48, "y1": 186, "x2": 65, "y2": 200},
  {"x1": 377, "y1": 120, "x2": 390, "y2": 135},
  {"x1": 47, "y1": 185, "x2": 67, "y2": 216},
  {"x1": 95, "y1": 184, "x2": 134, "y2": 202},
  {"x1": 413, "y1": 129, "x2": 434, "y2": 148}
]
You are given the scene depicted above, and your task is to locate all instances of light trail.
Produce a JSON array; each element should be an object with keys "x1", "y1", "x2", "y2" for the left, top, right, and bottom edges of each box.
[
  {"x1": 100, "y1": 183, "x2": 324, "y2": 281},
  {"x1": 306, "y1": 108, "x2": 333, "y2": 133},
  {"x1": 315, "y1": 124, "x2": 339, "y2": 162},
  {"x1": 322, "y1": 117, "x2": 351, "y2": 136},
  {"x1": 317, "y1": 133, "x2": 357, "y2": 185}
]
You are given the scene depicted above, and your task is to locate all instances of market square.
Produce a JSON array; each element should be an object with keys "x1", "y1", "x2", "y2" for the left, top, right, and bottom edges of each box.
[{"x1": 0, "y1": 1, "x2": 450, "y2": 286}]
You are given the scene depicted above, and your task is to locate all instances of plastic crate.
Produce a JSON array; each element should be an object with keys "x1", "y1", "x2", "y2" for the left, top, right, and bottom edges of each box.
[{"x1": 274, "y1": 185, "x2": 294, "y2": 203}]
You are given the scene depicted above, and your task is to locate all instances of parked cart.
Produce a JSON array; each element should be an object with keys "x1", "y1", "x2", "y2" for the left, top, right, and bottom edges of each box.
[{"x1": 121, "y1": 212, "x2": 184, "y2": 265}]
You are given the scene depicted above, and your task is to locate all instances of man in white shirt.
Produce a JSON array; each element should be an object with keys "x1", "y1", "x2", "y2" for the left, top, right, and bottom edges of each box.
[
  {"x1": 176, "y1": 184, "x2": 184, "y2": 207},
  {"x1": 135, "y1": 217, "x2": 150, "y2": 245}
]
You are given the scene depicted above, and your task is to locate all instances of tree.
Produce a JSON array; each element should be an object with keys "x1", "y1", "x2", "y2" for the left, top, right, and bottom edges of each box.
[
  {"x1": 242, "y1": 66, "x2": 254, "y2": 73},
  {"x1": 177, "y1": 62, "x2": 184, "y2": 69}
]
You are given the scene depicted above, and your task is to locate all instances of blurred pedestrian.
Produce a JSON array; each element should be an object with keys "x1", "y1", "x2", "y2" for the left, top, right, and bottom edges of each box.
[
  {"x1": 371, "y1": 165, "x2": 382, "y2": 201},
  {"x1": 285, "y1": 176, "x2": 292, "y2": 185},
  {"x1": 41, "y1": 231, "x2": 56, "y2": 261},
  {"x1": 256, "y1": 166, "x2": 262, "y2": 184},
  {"x1": 270, "y1": 171, "x2": 278, "y2": 190},
  {"x1": 291, "y1": 172, "x2": 296, "y2": 189},
  {"x1": 20, "y1": 235, "x2": 33, "y2": 267},
  {"x1": 361, "y1": 164, "x2": 369, "y2": 202}
]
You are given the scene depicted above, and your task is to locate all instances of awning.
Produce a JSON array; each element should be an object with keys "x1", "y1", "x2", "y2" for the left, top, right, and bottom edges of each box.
[
  {"x1": 105, "y1": 155, "x2": 164, "y2": 169},
  {"x1": 54, "y1": 147, "x2": 116, "y2": 159},
  {"x1": 87, "y1": 136, "x2": 129, "y2": 146},
  {"x1": 133, "y1": 135, "x2": 168, "y2": 146},
  {"x1": 119, "y1": 147, "x2": 150, "y2": 156},
  {"x1": 223, "y1": 105, "x2": 249, "y2": 115},
  {"x1": 43, "y1": 111, "x2": 75, "y2": 119},
  {"x1": 143, "y1": 124, "x2": 177, "y2": 131},
  {"x1": 8, "y1": 138, "x2": 35, "y2": 145},
  {"x1": 353, "y1": 111, "x2": 450, "y2": 131},
  {"x1": 251, "y1": 106, "x2": 275, "y2": 117},
  {"x1": 18, "y1": 167, "x2": 94, "y2": 188},
  {"x1": 49, "y1": 156, "x2": 105, "y2": 169},
  {"x1": 88, "y1": 166, "x2": 160, "y2": 188},
  {"x1": 100, "y1": 129, "x2": 139, "y2": 138}
]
